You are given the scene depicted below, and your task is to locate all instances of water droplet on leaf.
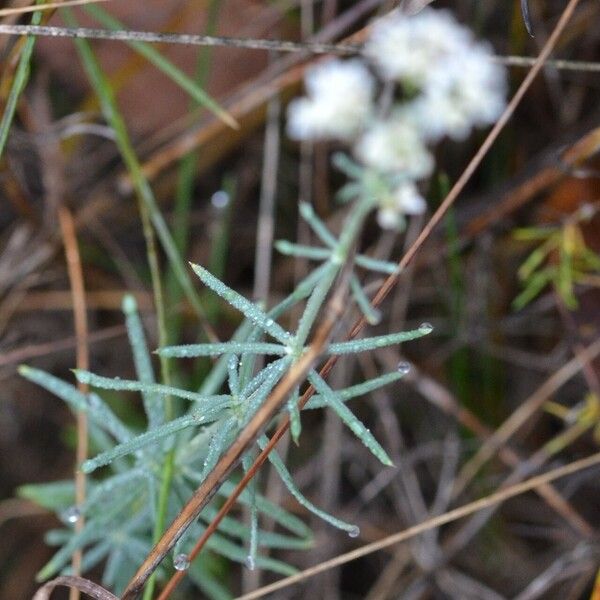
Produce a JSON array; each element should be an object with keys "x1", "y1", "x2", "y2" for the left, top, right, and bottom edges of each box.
[
  {"x1": 397, "y1": 361, "x2": 411, "y2": 375},
  {"x1": 62, "y1": 506, "x2": 81, "y2": 524},
  {"x1": 418, "y1": 322, "x2": 433, "y2": 334},
  {"x1": 173, "y1": 553, "x2": 190, "y2": 571},
  {"x1": 348, "y1": 526, "x2": 360, "y2": 538},
  {"x1": 211, "y1": 190, "x2": 229, "y2": 209}
]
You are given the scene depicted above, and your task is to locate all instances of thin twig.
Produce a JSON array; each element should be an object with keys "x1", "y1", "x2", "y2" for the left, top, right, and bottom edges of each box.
[
  {"x1": 234, "y1": 452, "x2": 600, "y2": 600},
  {"x1": 57, "y1": 206, "x2": 89, "y2": 600},
  {"x1": 0, "y1": 324, "x2": 124, "y2": 371},
  {"x1": 0, "y1": 23, "x2": 599, "y2": 73},
  {"x1": 253, "y1": 92, "x2": 280, "y2": 306},
  {"x1": 453, "y1": 338, "x2": 600, "y2": 497},
  {"x1": 0, "y1": 23, "x2": 361, "y2": 54}
]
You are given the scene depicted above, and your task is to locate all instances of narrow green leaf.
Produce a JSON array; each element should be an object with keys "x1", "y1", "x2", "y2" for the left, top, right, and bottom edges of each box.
[
  {"x1": 299, "y1": 202, "x2": 337, "y2": 247},
  {"x1": 308, "y1": 370, "x2": 393, "y2": 466},
  {"x1": 206, "y1": 532, "x2": 297, "y2": 576},
  {"x1": 328, "y1": 324, "x2": 432, "y2": 355},
  {"x1": 287, "y1": 387, "x2": 301, "y2": 444},
  {"x1": 258, "y1": 435, "x2": 359, "y2": 534},
  {"x1": 18, "y1": 481, "x2": 75, "y2": 511},
  {"x1": 81, "y1": 412, "x2": 203, "y2": 474},
  {"x1": 158, "y1": 341, "x2": 287, "y2": 358},
  {"x1": 306, "y1": 370, "x2": 406, "y2": 409},
  {"x1": 0, "y1": 2, "x2": 44, "y2": 159},
  {"x1": 275, "y1": 241, "x2": 331, "y2": 261},
  {"x1": 122, "y1": 294, "x2": 163, "y2": 428},
  {"x1": 191, "y1": 263, "x2": 292, "y2": 344},
  {"x1": 350, "y1": 275, "x2": 381, "y2": 325},
  {"x1": 74, "y1": 370, "x2": 230, "y2": 412},
  {"x1": 19, "y1": 366, "x2": 132, "y2": 442}
]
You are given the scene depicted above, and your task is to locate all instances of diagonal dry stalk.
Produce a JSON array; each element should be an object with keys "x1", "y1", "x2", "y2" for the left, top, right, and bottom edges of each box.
[{"x1": 149, "y1": 1, "x2": 584, "y2": 598}]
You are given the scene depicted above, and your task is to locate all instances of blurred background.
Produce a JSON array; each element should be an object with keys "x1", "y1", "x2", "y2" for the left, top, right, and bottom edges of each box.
[{"x1": 1, "y1": 1, "x2": 600, "y2": 598}]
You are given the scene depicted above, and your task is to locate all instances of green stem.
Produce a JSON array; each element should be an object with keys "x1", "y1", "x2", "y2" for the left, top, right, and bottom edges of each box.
[{"x1": 0, "y1": 1, "x2": 45, "y2": 159}]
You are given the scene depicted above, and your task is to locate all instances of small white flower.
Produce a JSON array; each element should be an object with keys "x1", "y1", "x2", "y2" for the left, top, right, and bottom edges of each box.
[
  {"x1": 354, "y1": 117, "x2": 433, "y2": 178},
  {"x1": 377, "y1": 207, "x2": 404, "y2": 230},
  {"x1": 393, "y1": 181, "x2": 427, "y2": 214},
  {"x1": 364, "y1": 8, "x2": 471, "y2": 86},
  {"x1": 287, "y1": 59, "x2": 375, "y2": 141},
  {"x1": 410, "y1": 45, "x2": 507, "y2": 141},
  {"x1": 376, "y1": 181, "x2": 426, "y2": 229}
]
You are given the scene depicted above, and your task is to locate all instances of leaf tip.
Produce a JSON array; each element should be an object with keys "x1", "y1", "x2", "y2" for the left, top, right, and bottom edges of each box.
[
  {"x1": 18, "y1": 364, "x2": 31, "y2": 377},
  {"x1": 122, "y1": 293, "x2": 137, "y2": 314}
]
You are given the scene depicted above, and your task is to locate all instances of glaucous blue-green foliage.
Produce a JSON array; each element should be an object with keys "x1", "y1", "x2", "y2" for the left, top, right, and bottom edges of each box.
[{"x1": 19, "y1": 196, "x2": 432, "y2": 596}]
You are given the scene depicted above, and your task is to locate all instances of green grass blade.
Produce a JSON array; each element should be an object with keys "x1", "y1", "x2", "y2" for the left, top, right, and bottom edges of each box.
[
  {"x1": 122, "y1": 294, "x2": 163, "y2": 428},
  {"x1": 63, "y1": 8, "x2": 214, "y2": 340},
  {"x1": 84, "y1": 4, "x2": 237, "y2": 129},
  {"x1": 0, "y1": 2, "x2": 44, "y2": 160}
]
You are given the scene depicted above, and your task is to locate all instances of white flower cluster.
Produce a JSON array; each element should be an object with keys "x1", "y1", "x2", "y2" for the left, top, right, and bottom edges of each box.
[{"x1": 287, "y1": 8, "x2": 507, "y2": 229}]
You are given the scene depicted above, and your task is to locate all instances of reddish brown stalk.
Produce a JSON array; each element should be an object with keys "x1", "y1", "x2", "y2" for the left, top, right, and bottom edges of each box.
[
  {"x1": 154, "y1": 2, "x2": 583, "y2": 598},
  {"x1": 57, "y1": 206, "x2": 89, "y2": 600}
]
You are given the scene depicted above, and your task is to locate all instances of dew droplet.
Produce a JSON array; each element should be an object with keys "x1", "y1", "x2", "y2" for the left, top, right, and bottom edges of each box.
[
  {"x1": 418, "y1": 322, "x2": 433, "y2": 334},
  {"x1": 265, "y1": 319, "x2": 274, "y2": 327},
  {"x1": 173, "y1": 553, "x2": 190, "y2": 571},
  {"x1": 244, "y1": 555, "x2": 256, "y2": 571},
  {"x1": 348, "y1": 525, "x2": 360, "y2": 538},
  {"x1": 397, "y1": 361, "x2": 411, "y2": 375},
  {"x1": 62, "y1": 505, "x2": 81, "y2": 524},
  {"x1": 211, "y1": 190, "x2": 229, "y2": 209}
]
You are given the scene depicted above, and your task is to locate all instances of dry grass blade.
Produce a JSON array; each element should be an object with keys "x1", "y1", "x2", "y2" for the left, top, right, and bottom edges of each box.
[
  {"x1": 410, "y1": 365, "x2": 594, "y2": 536},
  {"x1": 0, "y1": 0, "x2": 108, "y2": 17},
  {"x1": 234, "y1": 452, "x2": 600, "y2": 600},
  {"x1": 32, "y1": 576, "x2": 117, "y2": 600},
  {"x1": 0, "y1": 325, "x2": 124, "y2": 370},
  {"x1": 57, "y1": 206, "x2": 90, "y2": 600},
  {"x1": 454, "y1": 338, "x2": 600, "y2": 498}
]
